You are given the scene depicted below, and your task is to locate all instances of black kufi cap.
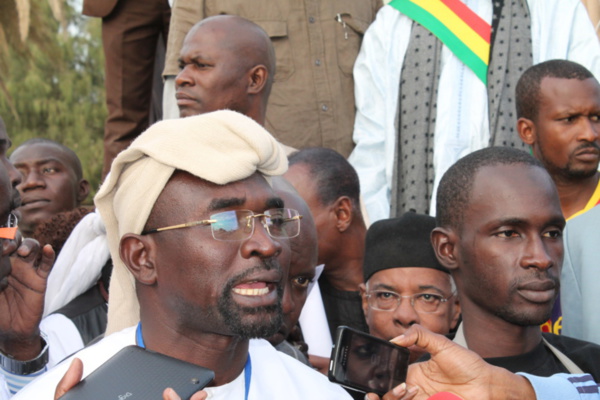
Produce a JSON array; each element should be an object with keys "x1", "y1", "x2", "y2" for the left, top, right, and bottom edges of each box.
[{"x1": 363, "y1": 212, "x2": 449, "y2": 282}]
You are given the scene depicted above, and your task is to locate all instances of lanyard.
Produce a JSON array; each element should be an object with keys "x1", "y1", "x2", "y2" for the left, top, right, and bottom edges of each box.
[{"x1": 135, "y1": 323, "x2": 251, "y2": 400}]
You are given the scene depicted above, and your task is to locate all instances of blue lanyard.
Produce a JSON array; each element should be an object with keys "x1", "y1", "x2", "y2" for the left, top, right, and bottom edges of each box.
[{"x1": 135, "y1": 323, "x2": 251, "y2": 400}]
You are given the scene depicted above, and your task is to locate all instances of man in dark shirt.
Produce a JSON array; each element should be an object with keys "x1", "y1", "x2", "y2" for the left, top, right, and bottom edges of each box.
[{"x1": 431, "y1": 146, "x2": 600, "y2": 380}]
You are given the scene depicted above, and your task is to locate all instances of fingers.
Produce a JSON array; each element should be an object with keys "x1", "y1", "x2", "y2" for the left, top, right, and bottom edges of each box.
[
  {"x1": 390, "y1": 325, "x2": 450, "y2": 357},
  {"x1": 190, "y1": 390, "x2": 208, "y2": 400},
  {"x1": 163, "y1": 388, "x2": 207, "y2": 400},
  {"x1": 373, "y1": 382, "x2": 420, "y2": 400},
  {"x1": 163, "y1": 388, "x2": 181, "y2": 400},
  {"x1": 54, "y1": 358, "x2": 84, "y2": 399},
  {"x1": 37, "y1": 244, "x2": 56, "y2": 277},
  {"x1": 14, "y1": 238, "x2": 40, "y2": 261}
]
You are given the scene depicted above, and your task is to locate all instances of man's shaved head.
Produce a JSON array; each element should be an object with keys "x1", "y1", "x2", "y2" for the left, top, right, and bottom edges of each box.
[
  {"x1": 190, "y1": 15, "x2": 276, "y2": 98},
  {"x1": 176, "y1": 15, "x2": 276, "y2": 121}
]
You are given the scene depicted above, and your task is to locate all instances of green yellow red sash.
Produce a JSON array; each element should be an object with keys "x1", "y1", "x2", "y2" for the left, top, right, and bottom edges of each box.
[{"x1": 389, "y1": 0, "x2": 491, "y2": 84}]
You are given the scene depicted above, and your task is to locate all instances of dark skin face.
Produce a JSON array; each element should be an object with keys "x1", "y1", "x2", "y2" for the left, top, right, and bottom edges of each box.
[
  {"x1": 0, "y1": 121, "x2": 22, "y2": 210},
  {"x1": 520, "y1": 77, "x2": 600, "y2": 181},
  {"x1": 130, "y1": 172, "x2": 288, "y2": 340},
  {"x1": 360, "y1": 268, "x2": 460, "y2": 362},
  {"x1": 268, "y1": 183, "x2": 318, "y2": 346},
  {"x1": 176, "y1": 16, "x2": 269, "y2": 120},
  {"x1": 434, "y1": 165, "x2": 565, "y2": 331},
  {"x1": 11, "y1": 142, "x2": 89, "y2": 236}
]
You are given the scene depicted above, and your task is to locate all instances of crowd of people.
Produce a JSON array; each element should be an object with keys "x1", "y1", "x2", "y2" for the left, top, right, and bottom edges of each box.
[{"x1": 0, "y1": 0, "x2": 600, "y2": 398}]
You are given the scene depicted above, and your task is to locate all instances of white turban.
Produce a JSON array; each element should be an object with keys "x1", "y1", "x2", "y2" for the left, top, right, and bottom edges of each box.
[{"x1": 95, "y1": 110, "x2": 288, "y2": 334}]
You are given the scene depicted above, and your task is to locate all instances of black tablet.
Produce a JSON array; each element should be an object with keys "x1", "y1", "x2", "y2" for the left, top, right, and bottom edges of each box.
[{"x1": 59, "y1": 345, "x2": 214, "y2": 400}]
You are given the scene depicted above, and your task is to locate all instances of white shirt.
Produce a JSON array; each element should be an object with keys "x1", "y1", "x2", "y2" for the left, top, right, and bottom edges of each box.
[
  {"x1": 14, "y1": 326, "x2": 351, "y2": 400},
  {"x1": 349, "y1": 0, "x2": 600, "y2": 223}
]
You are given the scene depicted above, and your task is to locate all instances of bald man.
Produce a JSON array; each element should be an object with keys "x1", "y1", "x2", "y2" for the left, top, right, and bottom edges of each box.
[{"x1": 175, "y1": 15, "x2": 275, "y2": 125}]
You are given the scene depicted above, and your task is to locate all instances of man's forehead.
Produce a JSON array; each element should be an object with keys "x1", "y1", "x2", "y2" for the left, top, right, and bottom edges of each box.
[
  {"x1": 539, "y1": 76, "x2": 600, "y2": 103},
  {"x1": 162, "y1": 171, "x2": 281, "y2": 211},
  {"x1": 184, "y1": 19, "x2": 232, "y2": 48},
  {"x1": 12, "y1": 144, "x2": 69, "y2": 164},
  {"x1": 466, "y1": 164, "x2": 562, "y2": 224}
]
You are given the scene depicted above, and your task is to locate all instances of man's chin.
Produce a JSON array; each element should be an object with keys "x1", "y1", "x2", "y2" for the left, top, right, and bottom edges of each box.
[{"x1": 234, "y1": 309, "x2": 283, "y2": 339}]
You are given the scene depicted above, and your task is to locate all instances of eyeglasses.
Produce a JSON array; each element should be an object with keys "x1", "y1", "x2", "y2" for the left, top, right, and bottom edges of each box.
[
  {"x1": 141, "y1": 208, "x2": 302, "y2": 241},
  {"x1": 0, "y1": 212, "x2": 18, "y2": 240},
  {"x1": 365, "y1": 290, "x2": 455, "y2": 314}
]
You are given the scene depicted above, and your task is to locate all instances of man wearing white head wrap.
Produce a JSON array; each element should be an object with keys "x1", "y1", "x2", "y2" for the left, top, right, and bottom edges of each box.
[
  {"x1": 97, "y1": 109, "x2": 287, "y2": 334},
  {"x1": 15, "y1": 110, "x2": 351, "y2": 400}
]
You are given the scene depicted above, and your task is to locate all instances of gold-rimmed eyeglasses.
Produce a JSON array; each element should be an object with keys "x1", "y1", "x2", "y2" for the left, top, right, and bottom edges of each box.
[{"x1": 141, "y1": 208, "x2": 302, "y2": 241}]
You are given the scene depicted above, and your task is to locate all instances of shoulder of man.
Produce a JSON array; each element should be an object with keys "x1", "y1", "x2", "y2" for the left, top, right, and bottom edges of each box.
[{"x1": 542, "y1": 332, "x2": 600, "y2": 382}]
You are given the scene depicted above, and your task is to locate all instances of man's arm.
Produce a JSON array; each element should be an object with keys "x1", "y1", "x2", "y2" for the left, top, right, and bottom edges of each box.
[
  {"x1": 365, "y1": 325, "x2": 600, "y2": 400},
  {"x1": 520, "y1": 373, "x2": 599, "y2": 400}
]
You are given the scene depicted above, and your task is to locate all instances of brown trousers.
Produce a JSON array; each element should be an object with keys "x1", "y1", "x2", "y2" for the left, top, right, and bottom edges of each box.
[{"x1": 101, "y1": 0, "x2": 171, "y2": 177}]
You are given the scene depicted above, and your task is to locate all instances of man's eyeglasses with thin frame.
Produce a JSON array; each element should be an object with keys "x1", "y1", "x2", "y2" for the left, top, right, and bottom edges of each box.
[
  {"x1": 0, "y1": 212, "x2": 18, "y2": 240},
  {"x1": 141, "y1": 208, "x2": 302, "y2": 241},
  {"x1": 365, "y1": 290, "x2": 455, "y2": 314}
]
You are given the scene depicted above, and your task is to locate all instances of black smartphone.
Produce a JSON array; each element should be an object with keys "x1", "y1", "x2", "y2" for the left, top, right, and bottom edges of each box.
[
  {"x1": 59, "y1": 345, "x2": 215, "y2": 400},
  {"x1": 328, "y1": 326, "x2": 410, "y2": 396}
]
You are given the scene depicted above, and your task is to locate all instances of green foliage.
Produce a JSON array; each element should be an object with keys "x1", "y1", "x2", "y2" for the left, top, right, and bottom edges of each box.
[{"x1": 0, "y1": 0, "x2": 105, "y2": 204}]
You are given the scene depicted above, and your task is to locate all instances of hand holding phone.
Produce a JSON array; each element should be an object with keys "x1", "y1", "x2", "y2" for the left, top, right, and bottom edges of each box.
[{"x1": 328, "y1": 326, "x2": 410, "y2": 396}]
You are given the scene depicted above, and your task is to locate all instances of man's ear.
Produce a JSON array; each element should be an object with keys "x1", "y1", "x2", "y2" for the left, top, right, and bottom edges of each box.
[
  {"x1": 431, "y1": 227, "x2": 459, "y2": 271},
  {"x1": 119, "y1": 234, "x2": 157, "y2": 286},
  {"x1": 333, "y1": 196, "x2": 353, "y2": 233},
  {"x1": 517, "y1": 117, "x2": 536, "y2": 146},
  {"x1": 247, "y1": 65, "x2": 269, "y2": 95},
  {"x1": 76, "y1": 179, "x2": 91, "y2": 203}
]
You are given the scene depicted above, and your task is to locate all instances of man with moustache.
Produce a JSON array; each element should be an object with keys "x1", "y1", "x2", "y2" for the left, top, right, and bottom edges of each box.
[
  {"x1": 164, "y1": 0, "x2": 380, "y2": 157},
  {"x1": 175, "y1": 15, "x2": 275, "y2": 126},
  {"x1": 517, "y1": 60, "x2": 600, "y2": 221},
  {"x1": 16, "y1": 111, "x2": 351, "y2": 399},
  {"x1": 360, "y1": 212, "x2": 460, "y2": 363},
  {"x1": 516, "y1": 60, "x2": 600, "y2": 335},
  {"x1": 431, "y1": 146, "x2": 600, "y2": 380}
]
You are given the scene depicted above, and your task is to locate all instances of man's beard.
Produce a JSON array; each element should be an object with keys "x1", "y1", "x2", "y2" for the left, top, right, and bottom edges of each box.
[
  {"x1": 545, "y1": 142, "x2": 600, "y2": 180},
  {"x1": 217, "y1": 263, "x2": 284, "y2": 339}
]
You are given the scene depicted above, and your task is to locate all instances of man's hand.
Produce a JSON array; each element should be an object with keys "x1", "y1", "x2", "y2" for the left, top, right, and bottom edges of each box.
[
  {"x1": 388, "y1": 325, "x2": 536, "y2": 400},
  {"x1": 54, "y1": 358, "x2": 83, "y2": 399},
  {"x1": 163, "y1": 388, "x2": 207, "y2": 400},
  {"x1": 0, "y1": 238, "x2": 54, "y2": 360}
]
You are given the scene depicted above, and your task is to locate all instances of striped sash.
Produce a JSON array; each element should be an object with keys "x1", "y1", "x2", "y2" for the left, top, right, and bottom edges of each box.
[{"x1": 389, "y1": 0, "x2": 491, "y2": 84}]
